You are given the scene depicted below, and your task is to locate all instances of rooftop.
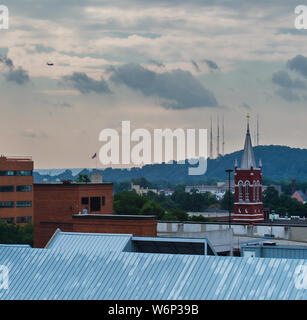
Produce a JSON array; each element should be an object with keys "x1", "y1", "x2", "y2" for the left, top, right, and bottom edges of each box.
[{"x1": 0, "y1": 231, "x2": 306, "y2": 300}]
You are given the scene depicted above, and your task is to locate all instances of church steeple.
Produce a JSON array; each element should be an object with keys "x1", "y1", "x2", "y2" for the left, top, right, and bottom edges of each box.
[{"x1": 241, "y1": 114, "x2": 256, "y2": 169}]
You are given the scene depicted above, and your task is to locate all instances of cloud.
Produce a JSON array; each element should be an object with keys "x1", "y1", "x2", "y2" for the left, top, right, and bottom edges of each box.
[
  {"x1": 0, "y1": 55, "x2": 13, "y2": 69},
  {"x1": 191, "y1": 60, "x2": 200, "y2": 72},
  {"x1": 286, "y1": 55, "x2": 307, "y2": 79},
  {"x1": 6, "y1": 68, "x2": 30, "y2": 85},
  {"x1": 202, "y1": 59, "x2": 219, "y2": 71},
  {"x1": 272, "y1": 70, "x2": 306, "y2": 89},
  {"x1": 109, "y1": 63, "x2": 218, "y2": 109},
  {"x1": 21, "y1": 129, "x2": 48, "y2": 139},
  {"x1": 275, "y1": 88, "x2": 300, "y2": 102},
  {"x1": 241, "y1": 102, "x2": 252, "y2": 110},
  {"x1": 148, "y1": 59, "x2": 165, "y2": 68},
  {"x1": 62, "y1": 72, "x2": 111, "y2": 94},
  {"x1": 35, "y1": 44, "x2": 55, "y2": 53},
  {"x1": 0, "y1": 55, "x2": 30, "y2": 85}
]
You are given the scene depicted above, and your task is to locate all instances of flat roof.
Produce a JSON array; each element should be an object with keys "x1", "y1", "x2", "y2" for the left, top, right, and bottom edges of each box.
[
  {"x1": 72, "y1": 214, "x2": 157, "y2": 220},
  {"x1": 34, "y1": 182, "x2": 113, "y2": 186}
]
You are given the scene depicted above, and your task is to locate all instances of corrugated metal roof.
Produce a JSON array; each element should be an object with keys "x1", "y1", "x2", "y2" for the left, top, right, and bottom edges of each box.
[
  {"x1": 47, "y1": 231, "x2": 132, "y2": 255},
  {"x1": 0, "y1": 245, "x2": 306, "y2": 300},
  {"x1": 242, "y1": 244, "x2": 307, "y2": 259}
]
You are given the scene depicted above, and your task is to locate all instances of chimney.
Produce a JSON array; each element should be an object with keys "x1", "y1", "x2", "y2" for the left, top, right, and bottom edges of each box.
[{"x1": 91, "y1": 171, "x2": 103, "y2": 183}]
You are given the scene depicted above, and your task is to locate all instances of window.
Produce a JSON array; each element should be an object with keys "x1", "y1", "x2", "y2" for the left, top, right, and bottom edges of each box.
[
  {"x1": 0, "y1": 217, "x2": 14, "y2": 224},
  {"x1": 253, "y1": 181, "x2": 257, "y2": 201},
  {"x1": 15, "y1": 170, "x2": 32, "y2": 176},
  {"x1": 90, "y1": 197, "x2": 101, "y2": 212},
  {"x1": 0, "y1": 171, "x2": 14, "y2": 176},
  {"x1": 0, "y1": 201, "x2": 14, "y2": 208},
  {"x1": 16, "y1": 201, "x2": 32, "y2": 207},
  {"x1": 0, "y1": 186, "x2": 14, "y2": 192},
  {"x1": 16, "y1": 216, "x2": 32, "y2": 224},
  {"x1": 245, "y1": 181, "x2": 250, "y2": 201},
  {"x1": 0, "y1": 171, "x2": 32, "y2": 176},
  {"x1": 257, "y1": 181, "x2": 260, "y2": 201},
  {"x1": 238, "y1": 181, "x2": 243, "y2": 201},
  {"x1": 101, "y1": 196, "x2": 105, "y2": 206},
  {"x1": 81, "y1": 197, "x2": 89, "y2": 205},
  {"x1": 16, "y1": 185, "x2": 32, "y2": 192}
]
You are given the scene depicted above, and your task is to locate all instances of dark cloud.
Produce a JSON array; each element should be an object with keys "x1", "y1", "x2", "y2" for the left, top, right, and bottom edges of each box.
[
  {"x1": 272, "y1": 70, "x2": 306, "y2": 89},
  {"x1": 275, "y1": 88, "x2": 300, "y2": 102},
  {"x1": 286, "y1": 55, "x2": 307, "y2": 79},
  {"x1": 6, "y1": 68, "x2": 30, "y2": 85},
  {"x1": 62, "y1": 72, "x2": 111, "y2": 94},
  {"x1": 191, "y1": 60, "x2": 200, "y2": 72},
  {"x1": 0, "y1": 55, "x2": 30, "y2": 85},
  {"x1": 148, "y1": 60, "x2": 165, "y2": 68},
  {"x1": 0, "y1": 55, "x2": 13, "y2": 69},
  {"x1": 35, "y1": 44, "x2": 55, "y2": 53},
  {"x1": 109, "y1": 63, "x2": 218, "y2": 109},
  {"x1": 202, "y1": 59, "x2": 219, "y2": 71}
]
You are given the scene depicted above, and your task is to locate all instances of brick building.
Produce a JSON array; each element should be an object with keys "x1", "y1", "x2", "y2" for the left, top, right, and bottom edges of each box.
[
  {"x1": 33, "y1": 181, "x2": 158, "y2": 247},
  {"x1": 233, "y1": 117, "x2": 264, "y2": 223},
  {"x1": 0, "y1": 155, "x2": 34, "y2": 225},
  {"x1": 33, "y1": 181, "x2": 113, "y2": 246}
]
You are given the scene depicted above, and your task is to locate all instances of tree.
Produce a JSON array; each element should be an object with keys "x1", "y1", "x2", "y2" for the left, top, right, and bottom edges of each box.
[
  {"x1": 220, "y1": 191, "x2": 234, "y2": 211},
  {"x1": 263, "y1": 186, "x2": 279, "y2": 207},
  {"x1": 167, "y1": 208, "x2": 189, "y2": 221},
  {"x1": 76, "y1": 174, "x2": 91, "y2": 183},
  {"x1": 140, "y1": 200, "x2": 165, "y2": 219},
  {"x1": 0, "y1": 222, "x2": 33, "y2": 246}
]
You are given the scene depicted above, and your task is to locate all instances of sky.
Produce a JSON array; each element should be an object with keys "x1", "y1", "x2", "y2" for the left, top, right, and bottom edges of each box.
[{"x1": 0, "y1": 0, "x2": 307, "y2": 169}]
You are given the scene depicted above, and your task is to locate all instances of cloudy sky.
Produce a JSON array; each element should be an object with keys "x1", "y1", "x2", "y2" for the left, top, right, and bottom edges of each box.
[{"x1": 0, "y1": 0, "x2": 307, "y2": 169}]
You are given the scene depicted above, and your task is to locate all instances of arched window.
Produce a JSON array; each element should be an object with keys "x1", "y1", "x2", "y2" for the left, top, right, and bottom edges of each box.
[
  {"x1": 245, "y1": 181, "x2": 250, "y2": 201},
  {"x1": 257, "y1": 181, "x2": 260, "y2": 201},
  {"x1": 253, "y1": 181, "x2": 257, "y2": 201},
  {"x1": 238, "y1": 181, "x2": 243, "y2": 201}
]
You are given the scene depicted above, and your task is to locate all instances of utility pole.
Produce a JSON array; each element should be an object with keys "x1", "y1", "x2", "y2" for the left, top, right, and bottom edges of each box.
[{"x1": 225, "y1": 169, "x2": 233, "y2": 256}]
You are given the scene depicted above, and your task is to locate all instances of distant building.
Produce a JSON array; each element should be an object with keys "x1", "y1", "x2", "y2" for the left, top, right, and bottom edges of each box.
[
  {"x1": 291, "y1": 190, "x2": 307, "y2": 204},
  {"x1": 159, "y1": 189, "x2": 174, "y2": 196},
  {"x1": 233, "y1": 116, "x2": 264, "y2": 224},
  {"x1": 131, "y1": 183, "x2": 158, "y2": 195},
  {"x1": 185, "y1": 181, "x2": 234, "y2": 200},
  {"x1": 0, "y1": 155, "x2": 34, "y2": 225}
]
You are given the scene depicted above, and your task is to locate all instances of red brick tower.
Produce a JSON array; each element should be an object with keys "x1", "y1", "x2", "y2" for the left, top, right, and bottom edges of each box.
[{"x1": 233, "y1": 115, "x2": 264, "y2": 224}]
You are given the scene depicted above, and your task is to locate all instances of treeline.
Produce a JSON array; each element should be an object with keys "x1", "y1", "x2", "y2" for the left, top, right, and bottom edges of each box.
[
  {"x1": 263, "y1": 187, "x2": 307, "y2": 217},
  {"x1": 0, "y1": 222, "x2": 33, "y2": 246},
  {"x1": 114, "y1": 184, "x2": 235, "y2": 222}
]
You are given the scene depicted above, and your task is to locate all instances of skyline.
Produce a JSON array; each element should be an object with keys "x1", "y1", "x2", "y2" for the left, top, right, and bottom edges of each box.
[{"x1": 0, "y1": 1, "x2": 307, "y2": 168}]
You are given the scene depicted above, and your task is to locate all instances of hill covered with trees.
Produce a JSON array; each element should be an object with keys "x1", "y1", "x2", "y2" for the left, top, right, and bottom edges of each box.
[{"x1": 34, "y1": 145, "x2": 307, "y2": 185}]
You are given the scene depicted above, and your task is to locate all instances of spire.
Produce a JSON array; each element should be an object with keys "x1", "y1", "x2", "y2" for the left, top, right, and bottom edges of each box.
[
  {"x1": 241, "y1": 114, "x2": 256, "y2": 169},
  {"x1": 257, "y1": 114, "x2": 259, "y2": 146},
  {"x1": 217, "y1": 115, "x2": 220, "y2": 157},
  {"x1": 210, "y1": 115, "x2": 213, "y2": 159},
  {"x1": 222, "y1": 114, "x2": 225, "y2": 156}
]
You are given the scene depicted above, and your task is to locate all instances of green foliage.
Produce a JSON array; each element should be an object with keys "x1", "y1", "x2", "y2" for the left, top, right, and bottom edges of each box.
[
  {"x1": 171, "y1": 189, "x2": 218, "y2": 212},
  {"x1": 167, "y1": 208, "x2": 189, "y2": 221},
  {"x1": 220, "y1": 190, "x2": 234, "y2": 211},
  {"x1": 131, "y1": 177, "x2": 156, "y2": 189},
  {"x1": 114, "y1": 191, "x2": 147, "y2": 215},
  {"x1": 263, "y1": 186, "x2": 307, "y2": 217},
  {"x1": 188, "y1": 215, "x2": 211, "y2": 222},
  {"x1": 140, "y1": 200, "x2": 165, "y2": 219},
  {"x1": 0, "y1": 222, "x2": 33, "y2": 246},
  {"x1": 76, "y1": 174, "x2": 91, "y2": 183}
]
